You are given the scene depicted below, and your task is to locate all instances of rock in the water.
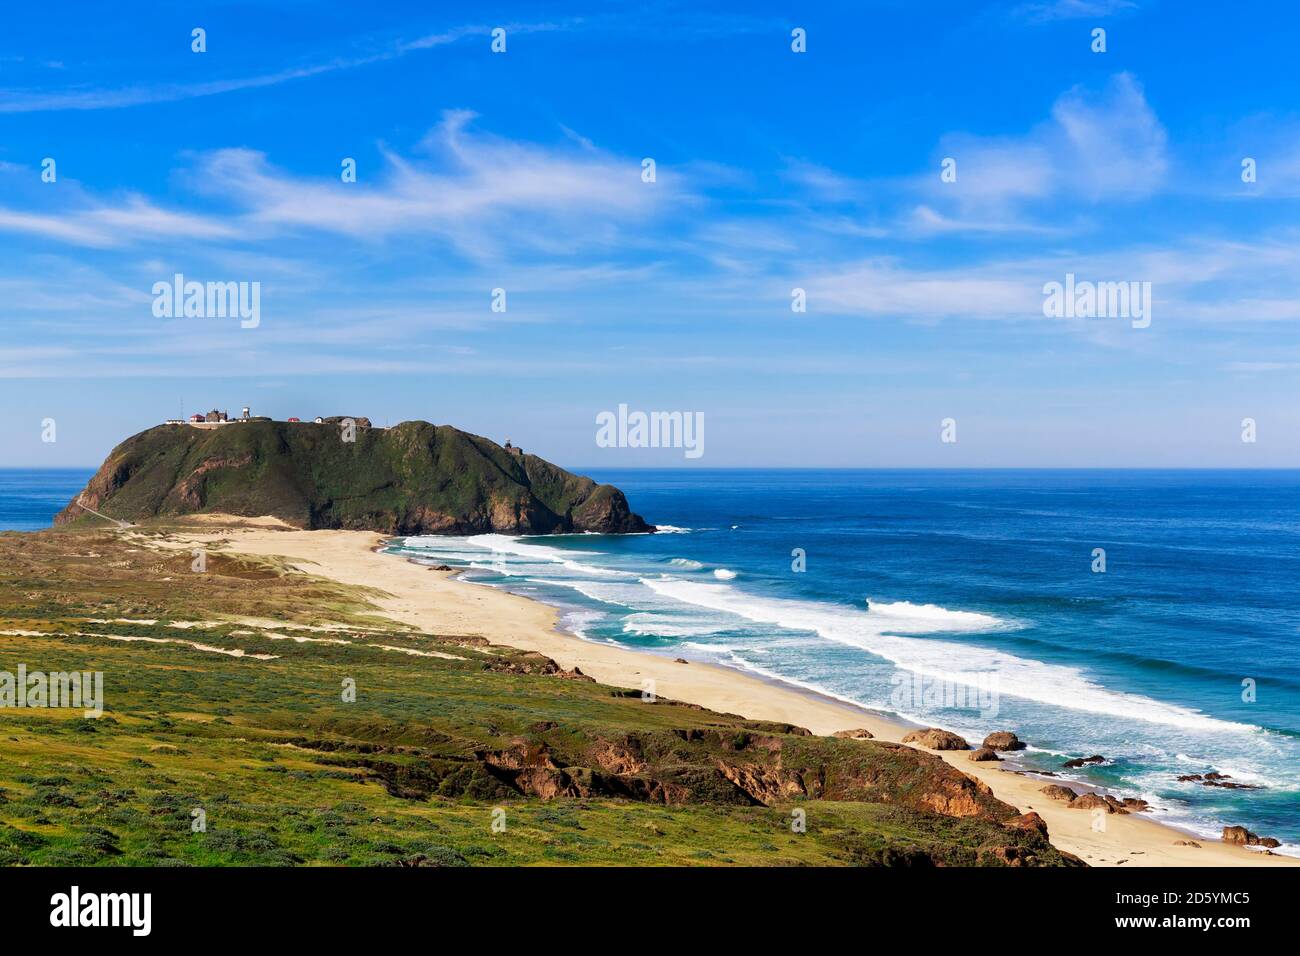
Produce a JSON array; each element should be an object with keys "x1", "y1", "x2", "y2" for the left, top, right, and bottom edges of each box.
[
  {"x1": 901, "y1": 728, "x2": 969, "y2": 751},
  {"x1": 982, "y1": 731, "x2": 1026, "y2": 752},
  {"x1": 1062, "y1": 754, "x2": 1106, "y2": 769},
  {"x1": 969, "y1": 747, "x2": 1001, "y2": 762},
  {"x1": 1220, "y1": 825, "x2": 1280, "y2": 847},
  {"x1": 1177, "y1": 771, "x2": 1262, "y2": 790},
  {"x1": 1039, "y1": 784, "x2": 1079, "y2": 802},
  {"x1": 833, "y1": 728, "x2": 875, "y2": 740}
]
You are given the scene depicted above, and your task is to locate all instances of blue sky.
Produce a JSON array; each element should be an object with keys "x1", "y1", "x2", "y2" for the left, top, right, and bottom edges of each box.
[{"x1": 2, "y1": 0, "x2": 1298, "y2": 467}]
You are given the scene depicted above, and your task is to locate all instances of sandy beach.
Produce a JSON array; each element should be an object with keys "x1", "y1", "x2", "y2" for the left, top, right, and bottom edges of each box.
[{"x1": 164, "y1": 520, "x2": 1295, "y2": 868}]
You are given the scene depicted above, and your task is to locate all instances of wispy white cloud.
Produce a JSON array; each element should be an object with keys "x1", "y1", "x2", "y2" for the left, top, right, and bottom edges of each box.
[
  {"x1": 189, "y1": 110, "x2": 686, "y2": 258},
  {"x1": 0, "y1": 112, "x2": 690, "y2": 257},
  {"x1": 1010, "y1": 0, "x2": 1138, "y2": 23},
  {"x1": 928, "y1": 73, "x2": 1167, "y2": 215},
  {"x1": 0, "y1": 194, "x2": 243, "y2": 247},
  {"x1": 0, "y1": 20, "x2": 572, "y2": 114}
]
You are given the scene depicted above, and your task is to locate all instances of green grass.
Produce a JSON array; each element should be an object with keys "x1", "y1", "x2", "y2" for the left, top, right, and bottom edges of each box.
[{"x1": 0, "y1": 525, "x2": 1081, "y2": 867}]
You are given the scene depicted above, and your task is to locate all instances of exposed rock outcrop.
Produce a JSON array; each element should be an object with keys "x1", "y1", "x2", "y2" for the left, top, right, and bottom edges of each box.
[
  {"x1": 982, "y1": 731, "x2": 1026, "y2": 752},
  {"x1": 1062, "y1": 754, "x2": 1106, "y2": 768},
  {"x1": 1069, "y1": 792, "x2": 1117, "y2": 813},
  {"x1": 901, "y1": 728, "x2": 969, "y2": 751},
  {"x1": 1222, "y1": 825, "x2": 1281, "y2": 848},
  {"x1": 1007, "y1": 811, "x2": 1049, "y2": 837},
  {"x1": 1178, "y1": 772, "x2": 1263, "y2": 790},
  {"x1": 1039, "y1": 784, "x2": 1079, "y2": 802}
]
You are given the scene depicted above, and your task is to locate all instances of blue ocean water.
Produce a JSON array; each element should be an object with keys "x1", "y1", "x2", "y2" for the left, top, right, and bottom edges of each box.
[
  {"x1": 0, "y1": 469, "x2": 94, "y2": 530},
  {"x1": 3, "y1": 467, "x2": 1297, "y2": 850},
  {"x1": 388, "y1": 469, "x2": 1300, "y2": 852}
]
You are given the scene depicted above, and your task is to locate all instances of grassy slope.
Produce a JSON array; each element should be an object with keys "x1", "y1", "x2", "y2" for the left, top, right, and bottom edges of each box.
[
  {"x1": 55, "y1": 421, "x2": 649, "y2": 534},
  {"x1": 0, "y1": 525, "x2": 1079, "y2": 867}
]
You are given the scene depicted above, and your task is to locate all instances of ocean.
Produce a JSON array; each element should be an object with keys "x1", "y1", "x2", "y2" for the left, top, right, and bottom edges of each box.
[
  {"x1": 5, "y1": 467, "x2": 1298, "y2": 851},
  {"x1": 0, "y1": 469, "x2": 92, "y2": 530}
]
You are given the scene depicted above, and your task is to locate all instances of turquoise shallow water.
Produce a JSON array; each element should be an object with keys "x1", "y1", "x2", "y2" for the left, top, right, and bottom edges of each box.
[
  {"x1": 4, "y1": 467, "x2": 1297, "y2": 851},
  {"x1": 385, "y1": 469, "x2": 1300, "y2": 852}
]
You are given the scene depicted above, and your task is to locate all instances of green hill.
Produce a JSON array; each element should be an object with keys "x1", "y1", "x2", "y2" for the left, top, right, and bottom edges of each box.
[{"x1": 55, "y1": 420, "x2": 652, "y2": 535}]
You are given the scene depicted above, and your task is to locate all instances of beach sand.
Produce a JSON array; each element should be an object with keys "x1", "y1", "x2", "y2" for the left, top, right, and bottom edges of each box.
[{"x1": 163, "y1": 521, "x2": 1295, "y2": 868}]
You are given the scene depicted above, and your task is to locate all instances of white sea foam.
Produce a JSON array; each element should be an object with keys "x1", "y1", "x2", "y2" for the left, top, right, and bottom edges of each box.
[
  {"x1": 655, "y1": 525, "x2": 692, "y2": 534},
  {"x1": 623, "y1": 613, "x2": 728, "y2": 638},
  {"x1": 638, "y1": 577, "x2": 1257, "y2": 734},
  {"x1": 668, "y1": 558, "x2": 704, "y2": 570},
  {"x1": 561, "y1": 610, "x2": 605, "y2": 640},
  {"x1": 679, "y1": 640, "x2": 738, "y2": 654},
  {"x1": 459, "y1": 534, "x2": 629, "y2": 577},
  {"x1": 713, "y1": 568, "x2": 737, "y2": 580},
  {"x1": 398, "y1": 535, "x2": 1259, "y2": 736}
]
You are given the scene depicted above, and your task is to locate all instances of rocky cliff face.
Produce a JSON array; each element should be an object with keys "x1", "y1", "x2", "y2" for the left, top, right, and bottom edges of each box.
[{"x1": 56, "y1": 419, "x2": 653, "y2": 535}]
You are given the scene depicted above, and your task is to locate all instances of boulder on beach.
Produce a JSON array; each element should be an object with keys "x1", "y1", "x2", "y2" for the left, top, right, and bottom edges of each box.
[
  {"x1": 1039, "y1": 784, "x2": 1079, "y2": 802},
  {"x1": 901, "y1": 728, "x2": 969, "y2": 751},
  {"x1": 1068, "y1": 793, "x2": 1116, "y2": 813},
  {"x1": 832, "y1": 729, "x2": 874, "y2": 740},
  {"x1": 969, "y1": 747, "x2": 1001, "y2": 762},
  {"x1": 1173, "y1": 840, "x2": 1202, "y2": 848},
  {"x1": 982, "y1": 731, "x2": 1026, "y2": 752},
  {"x1": 1101, "y1": 794, "x2": 1131, "y2": 814}
]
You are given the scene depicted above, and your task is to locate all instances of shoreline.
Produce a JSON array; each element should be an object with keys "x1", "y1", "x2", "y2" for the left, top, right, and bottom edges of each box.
[{"x1": 169, "y1": 521, "x2": 1295, "y2": 868}]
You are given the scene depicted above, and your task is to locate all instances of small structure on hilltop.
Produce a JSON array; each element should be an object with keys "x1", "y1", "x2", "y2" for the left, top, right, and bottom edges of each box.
[
  {"x1": 504, "y1": 440, "x2": 524, "y2": 457},
  {"x1": 170, "y1": 405, "x2": 256, "y2": 428}
]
